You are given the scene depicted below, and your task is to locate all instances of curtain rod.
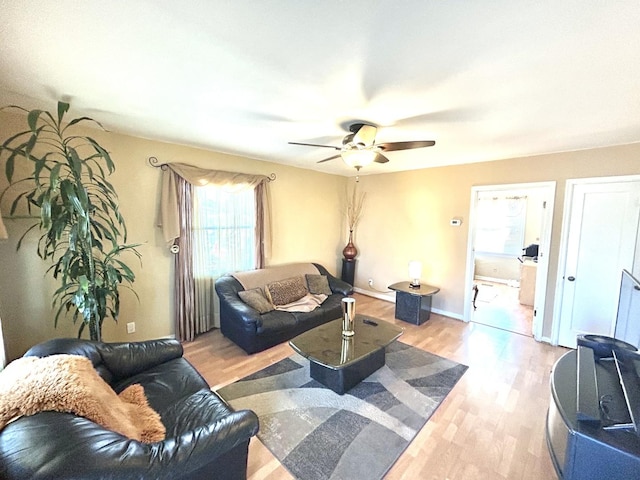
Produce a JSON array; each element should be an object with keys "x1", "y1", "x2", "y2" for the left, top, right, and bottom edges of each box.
[
  {"x1": 147, "y1": 157, "x2": 276, "y2": 182},
  {"x1": 148, "y1": 156, "x2": 169, "y2": 171}
]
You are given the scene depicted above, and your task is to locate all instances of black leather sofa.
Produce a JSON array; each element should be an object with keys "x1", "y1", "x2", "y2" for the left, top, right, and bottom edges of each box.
[
  {"x1": 215, "y1": 263, "x2": 353, "y2": 354},
  {"x1": 0, "y1": 338, "x2": 259, "y2": 480}
]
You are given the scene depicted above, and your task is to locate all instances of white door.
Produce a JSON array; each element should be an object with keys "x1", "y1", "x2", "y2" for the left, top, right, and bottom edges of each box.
[{"x1": 556, "y1": 179, "x2": 640, "y2": 348}]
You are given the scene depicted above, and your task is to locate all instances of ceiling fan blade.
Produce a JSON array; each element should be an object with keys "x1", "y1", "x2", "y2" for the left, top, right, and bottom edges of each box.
[
  {"x1": 288, "y1": 141, "x2": 341, "y2": 150},
  {"x1": 373, "y1": 152, "x2": 390, "y2": 164},
  {"x1": 351, "y1": 124, "x2": 377, "y2": 146},
  {"x1": 377, "y1": 140, "x2": 436, "y2": 151},
  {"x1": 317, "y1": 154, "x2": 341, "y2": 163}
]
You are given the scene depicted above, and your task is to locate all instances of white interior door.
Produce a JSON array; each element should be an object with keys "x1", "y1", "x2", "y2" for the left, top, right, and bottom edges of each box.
[{"x1": 556, "y1": 179, "x2": 640, "y2": 348}]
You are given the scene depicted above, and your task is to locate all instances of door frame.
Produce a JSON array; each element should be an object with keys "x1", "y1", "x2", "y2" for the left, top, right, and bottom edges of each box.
[
  {"x1": 463, "y1": 181, "x2": 556, "y2": 340},
  {"x1": 551, "y1": 174, "x2": 640, "y2": 346}
]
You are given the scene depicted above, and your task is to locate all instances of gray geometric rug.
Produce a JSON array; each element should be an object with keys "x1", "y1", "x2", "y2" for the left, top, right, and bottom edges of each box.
[{"x1": 217, "y1": 342, "x2": 468, "y2": 480}]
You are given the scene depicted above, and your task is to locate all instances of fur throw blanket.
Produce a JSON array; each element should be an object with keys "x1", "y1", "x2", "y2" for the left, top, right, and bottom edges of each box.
[{"x1": 0, "y1": 354, "x2": 165, "y2": 443}]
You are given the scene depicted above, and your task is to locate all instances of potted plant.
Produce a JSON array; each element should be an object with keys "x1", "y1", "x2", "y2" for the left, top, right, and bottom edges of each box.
[{"x1": 0, "y1": 101, "x2": 140, "y2": 341}]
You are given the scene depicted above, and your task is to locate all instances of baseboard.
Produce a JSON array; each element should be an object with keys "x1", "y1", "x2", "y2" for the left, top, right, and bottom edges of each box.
[
  {"x1": 474, "y1": 275, "x2": 512, "y2": 285},
  {"x1": 353, "y1": 287, "x2": 463, "y2": 321},
  {"x1": 434, "y1": 308, "x2": 463, "y2": 321},
  {"x1": 353, "y1": 287, "x2": 394, "y2": 302}
]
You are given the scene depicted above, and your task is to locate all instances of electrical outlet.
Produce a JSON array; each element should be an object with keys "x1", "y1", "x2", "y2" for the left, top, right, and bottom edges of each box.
[
  {"x1": 126, "y1": 322, "x2": 135, "y2": 334},
  {"x1": 368, "y1": 278, "x2": 374, "y2": 287}
]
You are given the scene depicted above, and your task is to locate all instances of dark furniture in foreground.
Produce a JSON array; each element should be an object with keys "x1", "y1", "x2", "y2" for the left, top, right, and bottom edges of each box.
[
  {"x1": 0, "y1": 338, "x2": 259, "y2": 480},
  {"x1": 289, "y1": 315, "x2": 403, "y2": 394},
  {"x1": 216, "y1": 263, "x2": 353, "y2": 354},
  {"x1": 388, "y1": 281, "x2": 440, "y2": 325},
  {"x1": 546, "y1": 348, "x2": 640, "y2": 479}
]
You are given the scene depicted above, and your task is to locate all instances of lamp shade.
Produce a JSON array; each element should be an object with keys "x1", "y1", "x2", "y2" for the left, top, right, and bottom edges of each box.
[
  {"x1": 341, "y1": 149, "x2": 377, "y2": 169},
  {"x1": 408, "y1": 260, "x2": 422, "y2": 287},
  {"x1": 0, "y1": 212, "x2": 7, "y2": 240}
]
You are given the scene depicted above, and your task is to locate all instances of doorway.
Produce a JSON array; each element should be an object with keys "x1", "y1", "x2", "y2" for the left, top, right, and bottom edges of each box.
[
  {"x1": 464, "y1": 182, "x2": 555, "y2": 339},
  {"x1": 553, "y1": 175, "x2": 640, "y2": 348}
]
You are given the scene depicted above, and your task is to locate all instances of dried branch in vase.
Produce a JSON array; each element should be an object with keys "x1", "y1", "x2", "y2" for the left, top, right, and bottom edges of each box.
[{"x1": 346, "y1": 184, "x2": 366, "y2": 232}]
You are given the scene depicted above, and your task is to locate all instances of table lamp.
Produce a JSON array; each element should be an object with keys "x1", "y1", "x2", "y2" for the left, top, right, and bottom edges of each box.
[{"x1": 408, "y1": 261, "x2": 422, "y2": 288}]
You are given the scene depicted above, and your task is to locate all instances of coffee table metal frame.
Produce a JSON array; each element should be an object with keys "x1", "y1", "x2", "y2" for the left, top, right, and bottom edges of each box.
[{"x1": 289, "y1": 314, "x2": 403, "y2": 395}]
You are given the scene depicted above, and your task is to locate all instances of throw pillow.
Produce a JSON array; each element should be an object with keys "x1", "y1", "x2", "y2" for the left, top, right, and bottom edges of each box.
[
  {"x1": 305, "y1": 274, "x2": 332, "y2": 295},
  {"x1": 266, "y1": 276, "x2": 308, "y2": 306},
  {"x1": 238, "y1": 288, "x2": 274, "y2": 314}
]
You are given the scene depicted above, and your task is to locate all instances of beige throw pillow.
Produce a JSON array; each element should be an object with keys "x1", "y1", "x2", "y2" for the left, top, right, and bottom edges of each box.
[
  {"x1": 305, "y1": 274, "x2": 333, "y2": 295},
  {"x1": 238, "y1": 288, "x2": 274, "y2": 314},
  {"x1": 266, "y1": 276, "x2": 308, "y2": 306}
]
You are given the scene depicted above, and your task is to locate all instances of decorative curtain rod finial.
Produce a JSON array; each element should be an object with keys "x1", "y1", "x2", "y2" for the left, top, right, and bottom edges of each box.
[{"x1": 148, "y1": 156, "x2": 168, "y2": 170}]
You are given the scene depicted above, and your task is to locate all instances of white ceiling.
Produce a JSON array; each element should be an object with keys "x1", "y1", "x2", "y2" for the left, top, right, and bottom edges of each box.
[{"x1": 1, "y1": 1, "x2": 639, "y2": 177}]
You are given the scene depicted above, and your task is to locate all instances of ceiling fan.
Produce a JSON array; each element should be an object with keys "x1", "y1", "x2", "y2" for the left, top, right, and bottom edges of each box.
[{"x1": 288, "y1": 123, "x2": 436, "y2": 170}]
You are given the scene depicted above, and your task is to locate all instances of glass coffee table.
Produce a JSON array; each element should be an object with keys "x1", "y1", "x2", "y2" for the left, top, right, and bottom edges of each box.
[{"x1": 289, "y1": 315, "x2": 403, "y2": 395}]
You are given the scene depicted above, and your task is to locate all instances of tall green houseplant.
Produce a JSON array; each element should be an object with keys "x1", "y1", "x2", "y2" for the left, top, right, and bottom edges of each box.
[{"x1": 0, "y1": 101, "x2": 140, "y2": 341}]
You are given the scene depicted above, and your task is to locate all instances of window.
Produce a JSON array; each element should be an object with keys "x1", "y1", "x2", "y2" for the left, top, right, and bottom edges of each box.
[
  {"x1": 192, "y1": 184, "x2": 256, "y2": 278},
  {"x1": 474, "y1": 196, "x2": 526, "y2": 256}
]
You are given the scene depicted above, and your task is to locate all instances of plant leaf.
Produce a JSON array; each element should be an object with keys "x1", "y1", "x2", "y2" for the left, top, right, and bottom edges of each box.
[
  {"x1": 57, "y1": 101, "x2": 70, "y2": 124},
  {"x1": 27, "y1": 109, "x2": 44, "y2": 132}
]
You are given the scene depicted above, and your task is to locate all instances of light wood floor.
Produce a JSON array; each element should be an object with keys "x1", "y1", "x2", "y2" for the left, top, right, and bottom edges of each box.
[
  {"x1": 472, "y1": 281, "x2": 534, "y2": 337},
  {"x1": 183, "y1": 293, "x2": 568, "y2": 480}
]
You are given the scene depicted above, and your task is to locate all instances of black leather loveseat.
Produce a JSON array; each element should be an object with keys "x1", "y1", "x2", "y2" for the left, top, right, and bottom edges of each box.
[
  {"x1": 215, "y1": 263, "x2": 353, "y2": 354},
  {"x1": 0, "y1": 338, "x2": 259, "y2": 480}
]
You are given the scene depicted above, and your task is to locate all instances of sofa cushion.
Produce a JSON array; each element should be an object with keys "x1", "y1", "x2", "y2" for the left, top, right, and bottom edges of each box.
[
  {"x1": 238, "y1": 288, "x2": 274, "y2": 313},
  {"x1": 305, "y1": 274, "x2": 333, "y2": 295},
  {"x1": 161, "y1": 389, "x2": 236, "y2": 437},
  {"x1": 266, "y1": 276, "x2": 308, "y2": 306},
  {"x1": 111, "y1": 357, "x2": 209, "y2": 414},
  {"x1": 256, "y1": 311, "x2": 298, "y2": 335}
]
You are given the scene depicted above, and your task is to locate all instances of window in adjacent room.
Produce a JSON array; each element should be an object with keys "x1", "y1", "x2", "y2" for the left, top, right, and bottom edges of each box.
[{"x1": 474, "y1": 195, "x2": 526, "y2": 256}]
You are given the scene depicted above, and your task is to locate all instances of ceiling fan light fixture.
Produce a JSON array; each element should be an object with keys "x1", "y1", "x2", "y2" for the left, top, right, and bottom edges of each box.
[
  {"x1": 291, "y1": 122, "x2": 435, "y2": 168},
  {"x1": 341, "y1": 149, "x2": 377, "y2": 169}
]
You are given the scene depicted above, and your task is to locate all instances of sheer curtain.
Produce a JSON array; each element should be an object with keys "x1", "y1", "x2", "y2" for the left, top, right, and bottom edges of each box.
[
  {"x1": 160, "y1": 163, "x2": 272, "y2": 341},
  {"x1": 192, "y1": 184, "x2": 256, "y2": 330}
]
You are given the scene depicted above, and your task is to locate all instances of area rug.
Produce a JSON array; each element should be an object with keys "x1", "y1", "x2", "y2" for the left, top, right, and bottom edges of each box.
[{"x1": 217, "y1": 341, "x2": 468, "y2": 480}]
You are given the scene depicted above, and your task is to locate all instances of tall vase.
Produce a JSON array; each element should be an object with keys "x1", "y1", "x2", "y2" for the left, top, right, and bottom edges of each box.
[
  {"x1": 341, "y1": 297, "x2": 356, "y2": 337},
  {"x1": 342, "y1": 230, "x2": 358, "y2": 260}
]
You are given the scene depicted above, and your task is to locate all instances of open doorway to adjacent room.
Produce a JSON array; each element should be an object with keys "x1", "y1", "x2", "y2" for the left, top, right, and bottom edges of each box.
[{"x1": 464, "y1": 182, "x2": 555, "y2": 339}]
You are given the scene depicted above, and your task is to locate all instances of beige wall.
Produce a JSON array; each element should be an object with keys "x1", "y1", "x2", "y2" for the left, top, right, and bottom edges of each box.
[
  {"x1": 0, "y1": 110, "x2": 346, "y2": 360},
  {"x1": 354, "y1": 143, "x2": 640, "y2": 338}
]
